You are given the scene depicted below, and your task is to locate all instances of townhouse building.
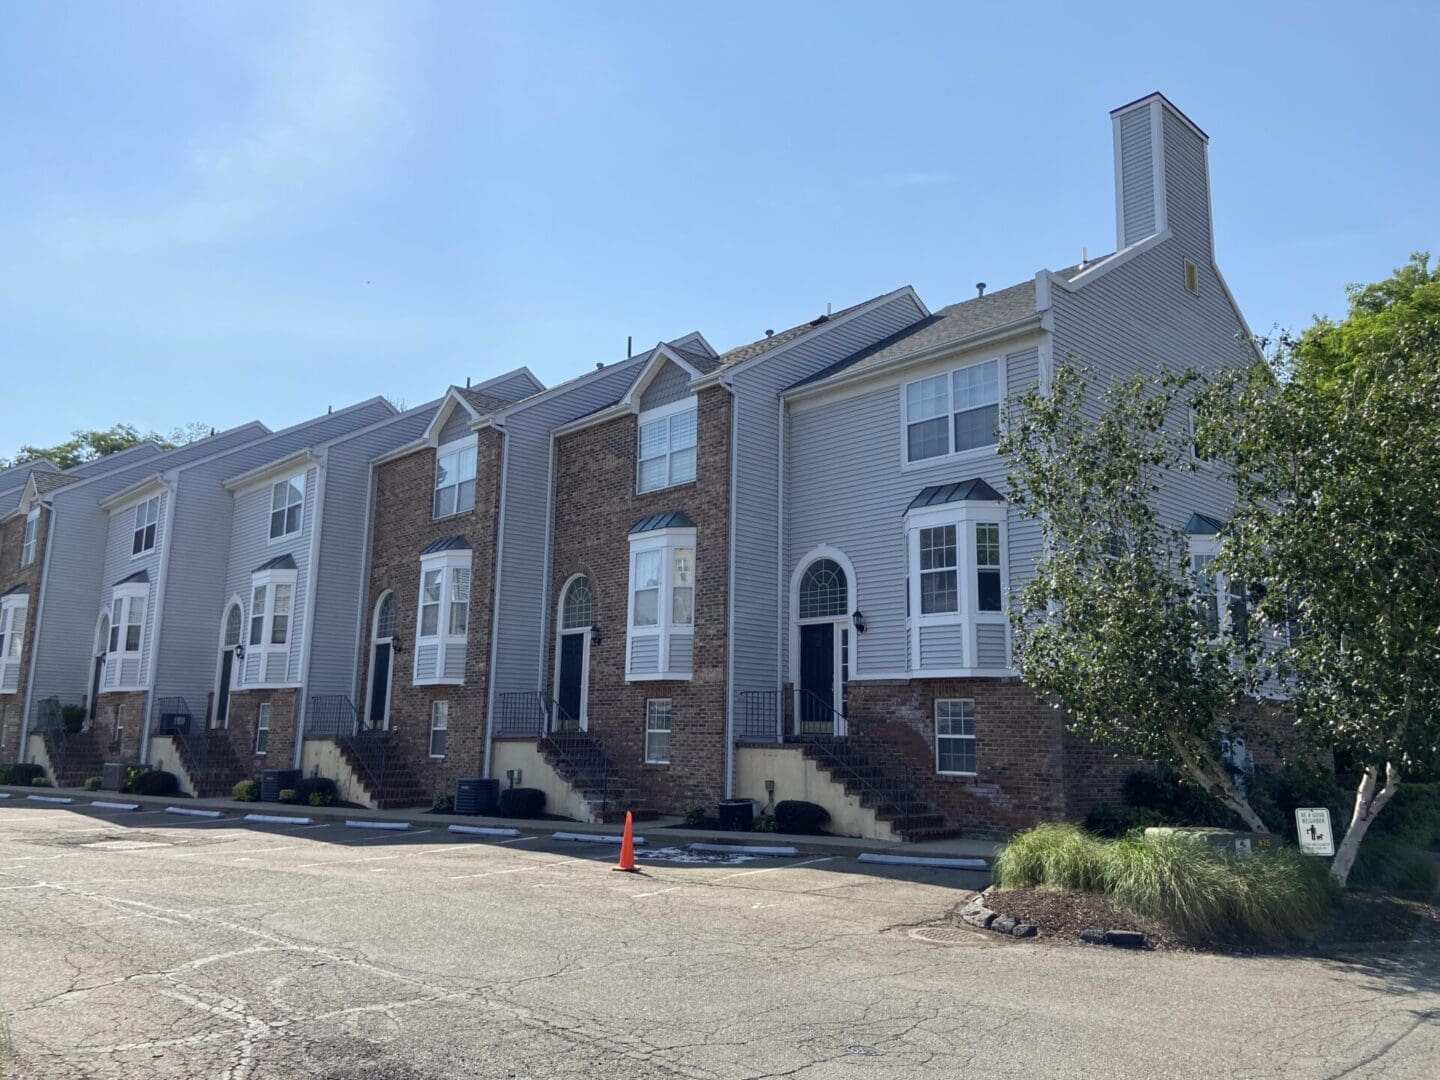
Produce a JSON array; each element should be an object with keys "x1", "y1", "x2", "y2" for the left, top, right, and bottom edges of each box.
[{"x1": 9, "y1": 93, "x2": 1260, "y2": 842}]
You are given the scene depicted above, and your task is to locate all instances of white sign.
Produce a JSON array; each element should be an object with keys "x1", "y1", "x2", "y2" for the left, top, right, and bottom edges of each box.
[{"x1": 1295, "y1": 807, "x2": 1335, "y2": 856}]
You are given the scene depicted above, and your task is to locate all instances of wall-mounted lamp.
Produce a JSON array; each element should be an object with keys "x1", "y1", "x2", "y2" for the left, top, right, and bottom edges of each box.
[
  {"x1": 390, "y1": 634, "x2": 405, "y2": 656},
  {"x1": 234, "y1": 644, "x2": 245, "y2": 662},
  {"x1": 852, "y1": 610, "x2": 867, "y2": 634},
  {"x1": 590, "y1": 624, "x2": 602, "y2": 647}
]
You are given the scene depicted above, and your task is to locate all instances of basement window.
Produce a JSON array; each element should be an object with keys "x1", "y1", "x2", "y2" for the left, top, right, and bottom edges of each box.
[
  {"x1": 645, "y1": 699, "x2": 671, "y2": 764},
  {"x1": 429, "y1": 700, "x2": 449, "y2": 758},
  {"x1": 256, "y1": 703, "x2": 271, "y2": 755},
  {"x1": 935, "y1": 699, "x2": 977, "y2": 776}
]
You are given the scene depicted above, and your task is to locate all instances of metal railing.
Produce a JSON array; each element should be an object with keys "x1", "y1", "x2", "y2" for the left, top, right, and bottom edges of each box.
[
  {"x1": 492, "y1": 692, "x2": 580, "y2": 738},
  {"x1": 31, "y1": 696, "x2": 85, "y2": 782},
  {"x1": 342, "y1": 727, "x2": 390, "y2": 800},
  {"x1": 795, "y1": 689, "x2": 847, "y2": 736},
  {"x1": 543, "y1": 730, "x2": 626, "y2": 817},
  {"x1": 305, "y1": 694, "x2": 360, "y2": 739},
  {"x1": 735, "y1": 690, "x2": 784, "y2": 742},
  {"x1": 153, "y1": 696, "x2": 212, "y2": 791},
  {"x1": 304, "y1": 695, "x2": 390, "y2": 798}
]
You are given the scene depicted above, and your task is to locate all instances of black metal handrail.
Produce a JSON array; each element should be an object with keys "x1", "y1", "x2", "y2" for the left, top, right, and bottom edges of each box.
[
  {"x1": 493, "y1": 692, "x2": 581, "y2": 738},
  {"x1": 305, "y1": 694, "x2": 360, "y2": 739},
  {"x1": 542, "y1": 730, "x2": 626, "y2": 817},
  {"x1": 154, "y1": 696, "x2": 214, "y2": 790},
  {"x1": 31, "y1": 696, "x2": 85, "y2": 782},
  {"x1": 341, "y1": 728, "x2": 389, "y2": 800},
  {"x1": 795, "y1": 688, "x2": 848, "y2": 736},
  {"x1": 304, "y1": 694, "x2": 390, "y2": 798},
  {"x1": 735, "y1": 690, "x2": 784, "y2": 742}
]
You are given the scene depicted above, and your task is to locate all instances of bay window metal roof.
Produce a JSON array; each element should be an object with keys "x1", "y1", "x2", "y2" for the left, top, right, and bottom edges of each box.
[
  {"x1": 420, "y1": 535, "x2": 471, "y2": 555},
  {"x1": 253, "y1": 554, "x2": 298, "y2": 572},
  {"x1": 629, "y1": 511, "x2": 695, "y2": 535},
  {"x1": 904, "y1": 478, "x2": 1005, "y2": 513}
]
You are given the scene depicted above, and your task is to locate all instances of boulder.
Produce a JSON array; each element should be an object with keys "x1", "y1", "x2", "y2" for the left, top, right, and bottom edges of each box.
[
  {"x1": 992, "y1": 914, "x2": 1019, "y2": 934},
  {"x1": 1079, "y1": 927, "x2": 1107, "y2": 945},
  {"x1": 962, "y1": 906, "x2": 997, "y2": 929},
  {"x1": 1011, "y1": 923, "x2": 1037, "y2": 938},
  {"x1": 1104, "y1": 930, "x2": 1147, "y2": 949}
]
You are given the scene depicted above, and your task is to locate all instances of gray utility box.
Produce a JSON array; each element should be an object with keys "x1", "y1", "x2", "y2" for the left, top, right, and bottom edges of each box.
[{"x1": 1143, "y1": 826, "x2": 1280, "y2": 855}]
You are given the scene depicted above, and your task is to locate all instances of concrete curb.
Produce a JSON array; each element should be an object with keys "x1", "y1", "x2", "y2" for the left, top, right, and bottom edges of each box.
[
  {"x1": 166, "y1": 806, "x2": 224, "y2": 818},
  {"x1": 554, "y1": 831, "x2": 648, "y2": 846},
  {"x1": 344, "y1": 820, "x2": 411, "y2": 831},
  {"x1": 448, "y1": 825, "x2": 521, "y2": 837},
  {"x1": 90, "y1": 801, "x2": 141, "y2": 811},
  {"x1": 27, "y1": 794, "x2": 74, "y2": 804},
  {"x1": 244, "y1": 813, "x2": 312, "y2": 826},
  {"x1": 857, "y1": 853, "x2": 990, "y2": 870}
]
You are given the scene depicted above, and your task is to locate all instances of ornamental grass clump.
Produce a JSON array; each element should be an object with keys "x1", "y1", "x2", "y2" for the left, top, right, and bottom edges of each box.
[{"x1": 994, "y1": 824, "x2": 1108, "y2": 892}]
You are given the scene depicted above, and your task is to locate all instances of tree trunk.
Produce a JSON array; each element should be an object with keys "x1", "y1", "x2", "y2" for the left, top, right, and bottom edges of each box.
[
  {"x1": 1167, "y1": 730, "x2": 1270, "y2": 834},
  {"x1": 1330, "y1": 763, "x2": 1401, "y2": 887}
]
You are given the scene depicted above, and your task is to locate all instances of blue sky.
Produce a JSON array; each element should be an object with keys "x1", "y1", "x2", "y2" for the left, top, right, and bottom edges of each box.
[{"x1": 2, "y1": 1, "x2": 1435, "y2": 451}]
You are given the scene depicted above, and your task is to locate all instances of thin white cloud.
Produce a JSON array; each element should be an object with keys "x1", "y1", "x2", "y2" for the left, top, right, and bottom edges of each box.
[{"x1": 47, "y1": 2, "x2": 401, "y2": 255}]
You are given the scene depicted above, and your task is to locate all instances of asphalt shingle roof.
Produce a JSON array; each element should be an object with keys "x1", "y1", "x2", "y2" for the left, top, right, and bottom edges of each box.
[
  {"x1": 457, "y1": 387, "x2": 515, "y2": 416},
  {"x1": 716, "y1": 295, "x2": 880, "y2": 370}
]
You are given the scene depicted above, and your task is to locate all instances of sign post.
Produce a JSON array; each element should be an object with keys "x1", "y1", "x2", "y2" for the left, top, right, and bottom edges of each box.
[{"x1": 1295, "y1": 807, "x2": 1335, "y2": 857}]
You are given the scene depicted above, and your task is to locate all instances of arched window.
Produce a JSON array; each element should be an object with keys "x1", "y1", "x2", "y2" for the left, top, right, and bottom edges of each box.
[
  {"x1": 95, "y1": 612, "x2": 110, "y2": 656},
  {"x1": 798, "y1": 559, "x2": 848, "y2": 620},
  {"x1": 561, "y1": 576, "x2": 593, "y2": 630},
  {"x1": 223, "y1": 605, "x2": 242, "y2": 648},
  {"x1": 373, "y1": 592, "x2": 396, "y2": 641}
]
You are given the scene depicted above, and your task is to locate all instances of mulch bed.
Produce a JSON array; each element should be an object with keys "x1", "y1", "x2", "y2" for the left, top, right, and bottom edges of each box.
[{"x1": 969, "y1": 886, "x2": 1440, "y2": 954}]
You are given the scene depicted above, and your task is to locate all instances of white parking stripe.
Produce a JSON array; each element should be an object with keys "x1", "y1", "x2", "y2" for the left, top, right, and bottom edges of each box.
[{"x1": 713, "y1": 856, "x2": 839, "y2": 882}]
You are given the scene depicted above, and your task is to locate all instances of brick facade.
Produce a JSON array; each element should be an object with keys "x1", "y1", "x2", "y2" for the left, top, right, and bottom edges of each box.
[
  {"x1": 353, "y1": 429, "x2": 503, "y2": 800},
  {"x1": 545, "y1": 385, "x2": 731, "y2": 813},
  {"x1": 91, "y1": 689, "x2": 149, "y2": 763},
  {"x1": 223, "y1": 688, "x2": 299, "y2": 773},
  {"x1": 0, "y1": 502, "x2": 51, "y2": 760}
]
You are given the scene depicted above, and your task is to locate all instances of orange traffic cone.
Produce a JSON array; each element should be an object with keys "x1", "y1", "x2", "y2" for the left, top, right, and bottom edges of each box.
[{"x1": 612, "y1": 811, "x2": 640, "y2": 873}]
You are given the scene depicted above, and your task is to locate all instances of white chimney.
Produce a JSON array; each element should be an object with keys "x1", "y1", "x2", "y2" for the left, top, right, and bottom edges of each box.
[{"x1": 1110, "y1": 93, "x2": 1212, "y2": 258}]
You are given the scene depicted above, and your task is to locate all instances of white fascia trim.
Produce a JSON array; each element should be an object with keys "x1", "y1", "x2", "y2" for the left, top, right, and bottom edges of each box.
[
  {"x1": 637, "y1": 397, "x2": 696, "y2": 424},
  {"x1": 222, "y1": 450, "x2": 321, "y2": 495},
  {"x1": 691, "y1": 285, "x2": 930, "y2": 390},
  {"x1": 1051, "y1": 229, "x2": 1173, "y2": 292},
  {"x1": 1212, "y1": 263, "x2": 1265, "y2": 363},
  {"x1": 551, "y1": 402, "x2": 633, "y2": 437},
  {"x1": 483, "y1": 352, "x2": 653, "y2": 427},
  {"x1": 17, "y1": 501, "x2": 60, "y2": 763},
  {"x1": 413, "y1": 677, "x2": 465, "y2": 688},
  {"x1": 1150, "y1": 99, "x2": 1169, "y2": 237},
  {"x1": 419, "y1": 389, "x2": 483, "y2": 447},
  {"x1": 780, "y1": 316, "x2": 1043, "y2": 404},
  {"x1": 628, "y1": 526, "x2": 697, "y2": 548},
  {"x1": 99, "y1": 474, "x2": 170, "y2": 513},
  {"x1": 619, "y1": 344, "x2": 705, "y2": 408},
  {"x1": 419, "y1": 547, "x2": 473, "y2": 572},
  {"x1": 859, "y1": 669, "x2": 1018, "y2": 681}
]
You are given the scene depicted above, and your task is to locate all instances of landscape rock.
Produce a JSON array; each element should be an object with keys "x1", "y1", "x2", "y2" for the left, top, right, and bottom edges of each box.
[
  {"x1": 1011, "y1": 923, "x2": 1037, "y2": 938},
  {"x1": 1079, "y1": 927, "x2": 1108, "y2": 945},
  {"x1": 962, "y1": 906, "x2": 997, "y2": 929},
  {"x1": 1104, "y1": 930, "x2": 1147, "y2": 949},
  {"x1": 992, "y1": 914, "x2": 1019, "y2": 934}
]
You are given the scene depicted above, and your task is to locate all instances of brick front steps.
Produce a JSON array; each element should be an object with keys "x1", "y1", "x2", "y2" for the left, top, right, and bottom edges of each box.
[
  {"x1": 334, "y1": 732, "x2": 428, "y2": 809},
  {"x1": 538, "y1": 732, "x2": 657, "y2": 823},
  {"x1": 42, "y1": 729, "x2": 107, "y2": 789},
  {"x1": 161, "y1": 730, "x2": 249, "y2": 798},
  {"x1": 789, "y1": 735, "x2": 960, "y2": 843}
]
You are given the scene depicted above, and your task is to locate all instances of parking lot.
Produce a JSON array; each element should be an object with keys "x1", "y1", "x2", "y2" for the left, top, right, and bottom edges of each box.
[{"x1": 1, "y1": 799, "x2": 1437, "y2": 1079}]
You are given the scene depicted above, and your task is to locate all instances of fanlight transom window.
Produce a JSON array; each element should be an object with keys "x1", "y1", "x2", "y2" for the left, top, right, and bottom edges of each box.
[
  {"x1": 562, "y1": 577, "x2": 593, "y2": 630},
  {"x1": 374, "y1": 593, "x2": 396, "y2": 640},
  {"x1": 223, "y1": 605, "x2": 242, "y2": 649},
  {"x1": 798, "y1": 558, "x2": 848, "y2": 620}
]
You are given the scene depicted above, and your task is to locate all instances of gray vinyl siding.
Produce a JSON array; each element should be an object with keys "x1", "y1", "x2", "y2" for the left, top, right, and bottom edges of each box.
[
  {"x1": 1119, "y1": 107, "x2": 1156, "y2": 247},
  {"x1": 98, "y1": 490, "x2": 167, "y2": 689},
  {"x1": 728, "y1": 293, "x2": 929, "y2": 701},
  {"x1": 782, "y1": 341, "x2": 1041, "y2": 682},
  {"x1": 307, "y1": 405, "x2": 437, "y2": 703},
  {"x1": 1163, "y1": 110, "x2": 1212, "y2": 256},
  {"x1": 629, "y1": 637, "x2": 660, "y2": 675},
  {"x1": 492, "y1": 361, "x2": 647, "y2": 698},
  {"x1": 437, "y1": 405, "x2": 474, "y2": 446},
  {"x1": 24, "y1": 423, "x2": 270, "y2": 719},
  {"x1": 480, "y1": 370, "x2": 542, "y2": 403},
  {"x1": 148, "y1": 401, "x2": 395, "y2": 722},
  {"x1": 638, "y1": 361, "x2": 692, "y2": 411}
]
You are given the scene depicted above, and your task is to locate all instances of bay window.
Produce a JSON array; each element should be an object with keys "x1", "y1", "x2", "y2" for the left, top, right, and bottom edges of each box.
[
  {"x1": 906, "y1": 499, "x2": 1009, "y2": 673},
  {"x1": 1189, "y1": 537, "x2": 1248, "y2": 643},
  {"x1": 626, "y1": 522, "x2": 695, "y2": 680},
  {"x1": 434, "y1": 437, "x2": 477, "y2": 518},
  {"x1": 637, "y1": 400, "x2": 697, "y2": 493},
  {"x1": 414, "y1": 546, "x2": 471, "y2": 685},
  {"x1": 0, "y1": 595, "x2": 27, "y2": 693},
  {"x1": 246, "y1": 567, "x2": 298, "y2": 686},
  {"x1": 269, "y1": 473, "x2": 304, "y2": 540},
  {"x1": 903, "y1": 357, "x2": 1001, "y2": 465},
  {"x1": 106, "y1": 583, "x2": 149, "y2": 690}
]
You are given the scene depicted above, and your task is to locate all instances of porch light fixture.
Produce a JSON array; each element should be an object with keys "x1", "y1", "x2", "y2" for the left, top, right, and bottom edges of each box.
[
  {"x1": 234, "y1": 644, "x2": 245, "y2": 662},
  {"x1": 590, "y1": 624, "x2": 602, "y2": 647},
  {"x1": 852, "y1": 610, "x2": 867, "y2": 634},
  {"x1": 390, "y1": 634, "x2": 405, "y2": 655}
]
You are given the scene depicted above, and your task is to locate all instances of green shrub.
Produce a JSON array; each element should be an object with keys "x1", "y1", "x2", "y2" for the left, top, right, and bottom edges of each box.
[
  {"x1": 31, "y1": 776, "x2": 52, "y2": 787},
  {"x1": 752, "y1": 814, "x2": 778, "y2": 833},
  {"x1": 83, "y1": 776, "x2": 103, "y2": 791},
  {"x1": 133, "y1": 770, "x2": 179, "y2": 797},
  {"x1": 1084, "y1": 803, "x2": 1168, "y2": 838},
  {"x1": 1123, "y1": 766, "x2": 1232, "y2": 827},
  {"x1": 277, "y1": 788, "x2": 298, "y2": 805},
  {"x1": 1368, "y1": 783, "x2": 1440, "y2": 849},
  {"x1": 295, "y1": 777, "x2": 338, "y2": 807},
  {"x1": 432, "y1": 791, "x2": 455, "y2": 813},
  {"x1": 1350, "y1": 834, "x2": 1440, "y2": 896},
  {"x1": 774, "y1": 800, "x2": 830, "y2": 835},
  {"x1": 497, "y1": 787, "x2": 545, "y2": 819},
  {"x1": 232, "y1": 779, "x2": 260, "y2": 802},
  {"x1": 682, "y1": 804, "x2": 707, "y2": 827},
  {"x1": 60, "y1": 705, "x2": 86, "y2": 734},
  {"x1": 994, "y1": 824, "x2": 1109, "y2": 891},
  {"x1": 995, "y1": 824, "x2": 1340, "y2": 943},
  {"x1": 1, "y1": 763, "x2": 46, "y2": 786},
  {"x1": 1249, "y1": 764, "x2": 1349, "y2": 837},
  {"x1": 121, "y1": 766, "x2": 149, "y2": 794}
]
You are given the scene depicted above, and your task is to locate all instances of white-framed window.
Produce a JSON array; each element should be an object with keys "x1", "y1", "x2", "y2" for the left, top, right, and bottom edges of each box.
[
  {"x1": 935, "y1": 699, "x2": 977, "y2": 775},
  {"x1": 0, "y1": 596, "x2": 28, "y2": 693},
  {"x1": 429, "y1": 700, "x2": 449, "y2": 757},
  {"x1": 434, "y1": 437, "x2": 477, "y2": 519},
  {"x1": 906, "y1": 501, "x2": 1009, "y2": 673},
  {"x1": 255, "y1": 703, "x2": 271, "y2": 755},
  {"x1": 637, "y1": 400, "x2": 698, "y2": 493},
  {"x1": 269, "y1": 473, "x2": 304, "y2": 540},
  {"x1": 645, "y1": 699, "x2": 671, "y2": 764},
  {"x1": 104, "y1": 583, "x2": 149, "y2": 689},
  {"x1": 903, "y1": 357, "x2": 1001, "y2": 465},
  {"x1": 414, "y1": 550, "x2": 472, "y2": 685},
  {"x1": 20, "y1": 508, "x2": 39, "y2": 567},
  {"x1": 1189, "y1": 538, "x2": 1248, "y2": 644},
  {"x1": 626, "y1": 527, "x2": 695, "y2": 680},
  {"x1": 246, "y1": 568, "x2": 298, "y2": 686},
  {"x1": 131, "y1": 496, "x2": 159, "y2": 556}
]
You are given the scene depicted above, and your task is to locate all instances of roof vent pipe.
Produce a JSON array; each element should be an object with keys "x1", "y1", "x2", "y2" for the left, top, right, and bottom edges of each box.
[
  {"x1": 627, "y1": 335, "x2": 632, "y2": 358},
  {"x1": 466, "y1": 377, "x2": 471, "y2": 388},
  {"x1": 976, "y1": 282, "x2": 986, "y2": 298},
  {"x1": 765, "y1": 329, "x2": 774, "y2": 337}
]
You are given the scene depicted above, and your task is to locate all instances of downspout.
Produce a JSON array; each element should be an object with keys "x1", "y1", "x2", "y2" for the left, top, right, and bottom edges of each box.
[
  {"x1": 776, "y1": 389, "x2": 786, "y2": 740},
  {"x1": 722, "y1": 375, "x2": 738, "y2": 798},
  {"x1": 349, "y1": 460, "x2": 380, "y2": 708},
  {"x1": 538, "y1": 427, "x2": 557, "y2": 710},
  {"x1": 139, "y1": 478, "x2": 181, "y2": 764},
  {"x1": 18, "y1": 503, "x2": 58, "y2": 763},
  {"x1": 482, "y1": 422, "x2": 509, "y2": 780},
  {"x1": 292, "y1": 454, "x2": 328, "y2": 769}
]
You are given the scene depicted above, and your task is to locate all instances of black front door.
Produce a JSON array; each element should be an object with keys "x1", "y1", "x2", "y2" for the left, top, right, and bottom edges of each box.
[
  {"x1": 557, "y1": 633, "x2": 585, "y2": 731},
  {"x1": 368, "y1": 641, "x2": 392, "y2": 729},
  {"x1": 215, "y1": 650, "x2": 234, "y2": 727},
  {"x1": 798, "y1": 623, "x2": 836, "y2": 734}
]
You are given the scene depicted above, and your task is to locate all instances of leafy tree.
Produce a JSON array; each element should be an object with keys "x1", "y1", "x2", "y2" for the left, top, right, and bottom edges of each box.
[
  {"x1": 1, "y1": 422, "x2": 210, "y2": 471},
  {"x1": 1199, "y1": 256, "x2": 1440, "y2": 885},
  {"x1": 1001, "y1": 365, "x2": 1270, "y2": 833}
]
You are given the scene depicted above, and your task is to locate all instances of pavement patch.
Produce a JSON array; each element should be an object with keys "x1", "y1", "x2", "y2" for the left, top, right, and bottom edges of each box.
[{"x1": 633, "y1": 845, "x2": 757, "y2": 866}]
